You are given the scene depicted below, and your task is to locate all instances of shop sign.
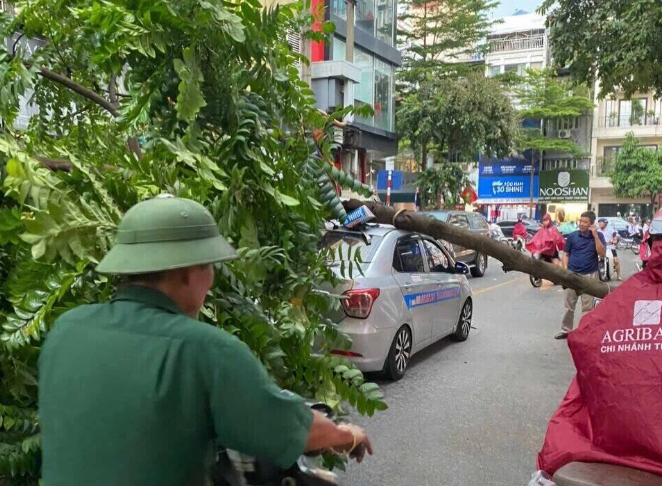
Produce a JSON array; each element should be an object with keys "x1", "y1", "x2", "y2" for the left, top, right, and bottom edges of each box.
[
  {"x1": 539, "y1": 169, "x2": 589, "y2": 203},
  {"x1": 478, "y1": 175, "x2": 539, "y2": 200}
]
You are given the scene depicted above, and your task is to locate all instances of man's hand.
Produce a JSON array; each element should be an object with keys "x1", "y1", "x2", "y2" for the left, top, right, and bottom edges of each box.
[
  {"x1": 306, "y1": 411, "x2": 373, "y2": 463},
  {"x1": 589, "y1": 224, "x2": 599, "y2": 236}
]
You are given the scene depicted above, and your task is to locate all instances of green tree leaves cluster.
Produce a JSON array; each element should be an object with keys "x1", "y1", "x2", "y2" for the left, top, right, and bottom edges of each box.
[
  {"x1": 539, "y1": 0, "x2": 662, "y2": 98},
  {"x1": 610, "y1": 133, "x2": 662, "y2": 205},
  {"x1": 514, "y1": 68, "x2": 594, "y2": 161},
  {"x1": 0, "y1": 1, "x2": 384, "y2": 483}
]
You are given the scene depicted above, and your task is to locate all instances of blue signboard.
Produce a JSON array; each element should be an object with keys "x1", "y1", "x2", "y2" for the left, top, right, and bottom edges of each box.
[
  {"x1": 478, "y1": 174, "x2": 540, "y2": 201},
  {"x1": 376, "y1": 170, "x2": 404, "y2": 190},
  {"x1": 479, "y1": 152, "x2": 539, "y2": 176}
]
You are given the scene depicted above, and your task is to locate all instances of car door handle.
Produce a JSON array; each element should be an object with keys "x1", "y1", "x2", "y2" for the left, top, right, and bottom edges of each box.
[{"x1": 403, "y1": 283, "x2": 415, "y2": 289}]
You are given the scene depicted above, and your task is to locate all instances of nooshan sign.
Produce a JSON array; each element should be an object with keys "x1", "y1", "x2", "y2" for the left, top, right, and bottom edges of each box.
[{"x1": 539, "y1": 169, "x2": 589, "y2": 203}]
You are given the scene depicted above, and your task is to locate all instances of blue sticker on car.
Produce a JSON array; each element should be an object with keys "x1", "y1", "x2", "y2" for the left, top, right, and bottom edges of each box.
[{"x1": 404, "y1": 287, "x2": 461, "y2": 309}]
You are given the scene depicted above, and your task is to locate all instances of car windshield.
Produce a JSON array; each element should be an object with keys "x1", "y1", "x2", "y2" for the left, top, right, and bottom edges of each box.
[
  {"x1": 320, "y1": 231, "x2": 383, "y2": 263},
  {"x1": 426, "y1": 211, "x2": 449, "y2": 222}
]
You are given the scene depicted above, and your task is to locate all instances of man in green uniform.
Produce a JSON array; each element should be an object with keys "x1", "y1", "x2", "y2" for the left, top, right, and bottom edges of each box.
[{"x1": 39, "y1": 195, "x2": 372, "y2": 486}]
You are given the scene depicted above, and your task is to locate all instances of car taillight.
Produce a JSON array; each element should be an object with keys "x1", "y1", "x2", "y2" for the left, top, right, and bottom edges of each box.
[{"x1": 341, "y1": 288, "x2": 380, "y2": 319}]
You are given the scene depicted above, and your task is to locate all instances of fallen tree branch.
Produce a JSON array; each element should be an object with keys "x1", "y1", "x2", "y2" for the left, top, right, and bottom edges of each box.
[
  {"x1": 34, "y1": 156, "x2": 72, "y2": 172},
  {"x1": 344, "y1": 199, "x2": 612, "y2": 299}
]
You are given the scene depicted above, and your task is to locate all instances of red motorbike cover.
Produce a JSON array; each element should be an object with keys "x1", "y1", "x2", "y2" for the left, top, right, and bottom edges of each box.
[
  {"x1": 526, "y1": 227, "x2": 565, "y2": 256},
  {"x1": 537, "y1": 241, "x2": 662, "y2": 475}
]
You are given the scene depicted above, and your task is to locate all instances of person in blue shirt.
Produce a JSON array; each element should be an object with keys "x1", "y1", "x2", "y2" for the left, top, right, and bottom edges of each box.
[{"x1": 555, "y1": 211, "x2": 606, "y2": 339}]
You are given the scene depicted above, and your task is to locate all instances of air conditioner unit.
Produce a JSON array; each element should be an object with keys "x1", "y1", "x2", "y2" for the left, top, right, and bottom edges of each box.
[{"x1": 558, "y1": 129, "x2": 572, "y2": 139}]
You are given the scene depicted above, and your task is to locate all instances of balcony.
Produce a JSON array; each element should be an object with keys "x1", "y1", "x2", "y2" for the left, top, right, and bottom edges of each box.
[
  {"x1": 597, "y1": 114, "x2": 661, "y2": 128},
  {"x1": 488, "y1": 34, "x2": 545, "y2": 53},
  {"x1": 594, "y1": 114, "x2": 662, "y2": 139}
]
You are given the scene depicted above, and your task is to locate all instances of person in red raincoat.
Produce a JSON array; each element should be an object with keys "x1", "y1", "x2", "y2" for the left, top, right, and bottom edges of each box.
[
  {"x1": 537, "y1": 212, "x2": 662, "y2": 478},
  {"x1": 526, "y1": 213, "x2": 565, "y2": 266},
  {"x1": 640, "y1": 228, "x2": 651, "y2": 269}
]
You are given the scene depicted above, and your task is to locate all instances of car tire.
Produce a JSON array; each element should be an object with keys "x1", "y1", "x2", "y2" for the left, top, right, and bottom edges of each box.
[
  {"x1": 470, "y1": 253, "x2": 487, "y2": 277},
  {"x1": 452, "y1": 299, "x2": 473, "y2": 342},
  {"x1": 384, "y1": 325, "x2": 412, "y2": 381}
]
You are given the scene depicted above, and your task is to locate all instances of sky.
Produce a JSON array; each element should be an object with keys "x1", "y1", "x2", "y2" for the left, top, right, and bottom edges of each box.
[{"x1": 490, "y1": 0, "x2": 542, "y2": 19}]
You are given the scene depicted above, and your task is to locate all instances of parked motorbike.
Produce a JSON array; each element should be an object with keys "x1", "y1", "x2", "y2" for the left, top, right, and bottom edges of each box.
[
  {"x1": 530, "y1": 253, "x2": 543, "y2": 288},
  {"x1": 212, "y1": 403, "x2": 348, "y2": 486}
]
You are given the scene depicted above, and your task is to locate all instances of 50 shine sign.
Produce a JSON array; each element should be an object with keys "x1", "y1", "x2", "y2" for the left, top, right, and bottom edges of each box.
[{"x1": 539, "y1": 169, "x2": 589, "y2": 203}]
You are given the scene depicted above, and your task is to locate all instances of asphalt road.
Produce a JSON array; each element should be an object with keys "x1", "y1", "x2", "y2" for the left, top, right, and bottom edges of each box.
[{"x1": 340, "y1": 250, "x2": 641, "y2": 486}]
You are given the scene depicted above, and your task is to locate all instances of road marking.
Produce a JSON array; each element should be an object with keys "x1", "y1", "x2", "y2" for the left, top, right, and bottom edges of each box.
[{"x1": 473, "y1": 276, "x2": 525, "y2": 296}]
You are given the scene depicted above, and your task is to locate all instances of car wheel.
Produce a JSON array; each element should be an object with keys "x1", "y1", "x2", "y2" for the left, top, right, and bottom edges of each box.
[
  {"x1": 384, "y1": 326, "x2": 412, "y2": 381},
  {"x1": 470, "y1": 253, "x2": 487, "y2": 277},
  {"x1": 452, "y1": 299, "x2": 473, "y2": 342}
]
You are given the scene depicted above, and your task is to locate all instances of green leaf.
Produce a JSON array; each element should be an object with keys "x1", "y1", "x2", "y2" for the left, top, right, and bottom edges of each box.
[{"x1": 275, "y1": 191, "x2": 300, "y2": 207}]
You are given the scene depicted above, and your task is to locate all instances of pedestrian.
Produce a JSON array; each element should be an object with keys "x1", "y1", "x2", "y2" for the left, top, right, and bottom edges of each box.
[
  {"x1": 644, "y1": 218, "x2": 651, "y2": 234},
  {"x1": 38, "y1": 196, "x2": 372, "y2": 486},
  {"x1": 556, "y1": 208, "x2": 576, "y2": 236},
  {"x1": 555, "y1": 211, "x2": 607, "y2": 340},
  {"x1": 598, "y1": 217, "x2": 621, "y2": 280}
]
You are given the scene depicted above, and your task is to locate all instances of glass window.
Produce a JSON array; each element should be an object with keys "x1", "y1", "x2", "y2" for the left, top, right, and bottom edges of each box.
[
  {"x1": 375, "y1": 0, "x2": 394, "y2": 45},
  {"x1": 504, "y1": 63, "x2": 526, "y2": 75},
  {"x1": 619, "y1": 98, "x2": 647, "y2": 127},
  {"x1": 331, "y1": 0, "x2": 347, "y2": 19},
  {"x1": 374, "y1": 58, "x2": 393, "y2": 131},
  {"x1": 354, "y1": 47, "x2": 374, "y2": 126},
  {"x1": 423, "y1": 240, "x2": 450, "y2": 273},
  {"x1": 393, "y1": 237, "x2": 424, "y2": 273},
  {"x1": 332, "y1": 37, "x2": 346, "y2": 61},
  {"x1": 320, "y1": 232, "x2": 383, "y2": 263},
  {"x1": 529, "y1": 62, "x2": 543, "y2": 71},
  {"x1": 605, "y1": 99, "x2": 617, "y2": 127},
  {"x1": 356, "y1": 0, "x2": 375, "y2": 36},
  {"x1": 448, "y1": 214, "x2": 470, "y2": 229},
  {"x1": 487, "y1": 65, "x2": 501, "y2": 77}
]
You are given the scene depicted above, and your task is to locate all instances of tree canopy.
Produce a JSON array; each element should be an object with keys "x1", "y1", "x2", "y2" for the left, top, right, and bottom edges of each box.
[
  {"x1": 610, "y1": 133, "x2": 662, "y2": 205},
  {"x1": 539, "y1": 0, "x2": 662, "y2": 98},
  {"x1": 398, "y1": 0, "x2": 497, "y2": 84},
  {"x1": 0, "y1": 1, "x2": 383, "y2": 483},
  {"x1": 397, "y1": 71, "x2": 518, "y2": 168},
  {"x1": 514, "y1": 69, "x2": 594, "y2": 157}
]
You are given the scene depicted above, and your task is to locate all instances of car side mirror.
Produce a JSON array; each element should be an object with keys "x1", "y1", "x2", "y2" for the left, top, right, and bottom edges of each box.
[{"x1": 455, "y1": 262, "x2": 470, "y2": 275}]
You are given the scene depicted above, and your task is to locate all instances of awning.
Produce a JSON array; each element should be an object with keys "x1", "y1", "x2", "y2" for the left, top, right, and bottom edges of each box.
[{"x1": 475, "y1": 198, "x2": 539, "y2": 205}]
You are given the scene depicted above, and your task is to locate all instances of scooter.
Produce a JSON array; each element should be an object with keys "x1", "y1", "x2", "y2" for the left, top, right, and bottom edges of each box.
[
  {"x1": 212, "y1": 403, "x2": 351, "y2": 486},
  {"x1": 551, "y1": 462, "x2": 662, "y2": 486}
]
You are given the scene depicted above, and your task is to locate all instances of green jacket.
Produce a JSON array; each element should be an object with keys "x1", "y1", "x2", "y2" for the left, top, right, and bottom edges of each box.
[{"x1": 39, "y1": 285, "x2": 312, "y2": 486}]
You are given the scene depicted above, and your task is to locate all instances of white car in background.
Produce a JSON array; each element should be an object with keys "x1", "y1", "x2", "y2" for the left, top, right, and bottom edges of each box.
[{"x1": 321, "y1": 224, "x2": 473, "y2": 380}]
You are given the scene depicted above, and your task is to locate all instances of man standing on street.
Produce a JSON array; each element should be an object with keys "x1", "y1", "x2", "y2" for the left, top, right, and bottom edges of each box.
[
  {"x1": 39, "y1": 196, "x2": 372, "y2": 486},
  {"x1": 555, "y1": 211, "x2": 606, "y2": 339},
  {"x1": 598, "y1": 217, "x2": 621, "y2": 280}
]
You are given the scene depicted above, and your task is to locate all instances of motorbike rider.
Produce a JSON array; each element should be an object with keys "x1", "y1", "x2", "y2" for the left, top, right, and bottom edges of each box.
[
  {"x1": 39, "y1": 196, "x2": 373, "y2": 486},
  {"x1": 526, "y1": 214, "x2": 565, "y2": 267},
  {"x1": 598, "y1": 217, "x2": 622, "y2": 280},
  {"x1": 512, "y1": 217, "x2": 529, "y2": 250}
]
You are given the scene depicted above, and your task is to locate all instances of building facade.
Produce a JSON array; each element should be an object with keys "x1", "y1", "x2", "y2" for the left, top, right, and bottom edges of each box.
[
  {"x1": 309, "y1": 0, "x2": 400, "y2": 194},
  {"x1": 589, "y1": 90, "x2": 660, "y2": 219}
]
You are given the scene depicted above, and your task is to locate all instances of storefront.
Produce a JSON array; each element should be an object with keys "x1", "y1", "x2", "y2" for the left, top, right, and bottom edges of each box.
[
  {"x1": 538, "y1": 169, "x2": 590, "y2": 222},
  {"x1": 591, "y1": 188, "x2": 653, "y2": 219},
  {"x1": 476, "y1": 154, "x2": 540, "y2": 221}
]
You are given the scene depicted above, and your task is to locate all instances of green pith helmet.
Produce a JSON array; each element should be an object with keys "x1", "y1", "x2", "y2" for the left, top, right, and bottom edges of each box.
[{"x1": 96, "y1": 195, "x2": 238, "y2": 275}]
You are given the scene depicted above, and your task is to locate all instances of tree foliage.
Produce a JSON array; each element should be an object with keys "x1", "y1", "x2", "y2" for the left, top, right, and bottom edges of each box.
[
  {"x1": 397, "y1": 72, "x2": 517, "y2": 167},
  {"x1": 539, "y1": 0, "x2": 662, "y2": 98},
  {"x1": 610, "y1": 133, "x2": 662, "y2": 204},
  {"x1": 514, "y1": 69, "x2": 594, "y2": 157},
  {"x1": 415, "y1": 165, "x2": 467, "y2": 209},
  {"x1": 398, "y1": 0, "x2": 497, "y2": 84},
  {"x1": 0, "y1": 1, "x2": 383, "y2": 483}
]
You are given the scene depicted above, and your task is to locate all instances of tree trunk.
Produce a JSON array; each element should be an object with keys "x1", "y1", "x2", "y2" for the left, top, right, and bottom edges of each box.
[{"x1": 344, "y1": 199, "x2": 613, "y2": 298}]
